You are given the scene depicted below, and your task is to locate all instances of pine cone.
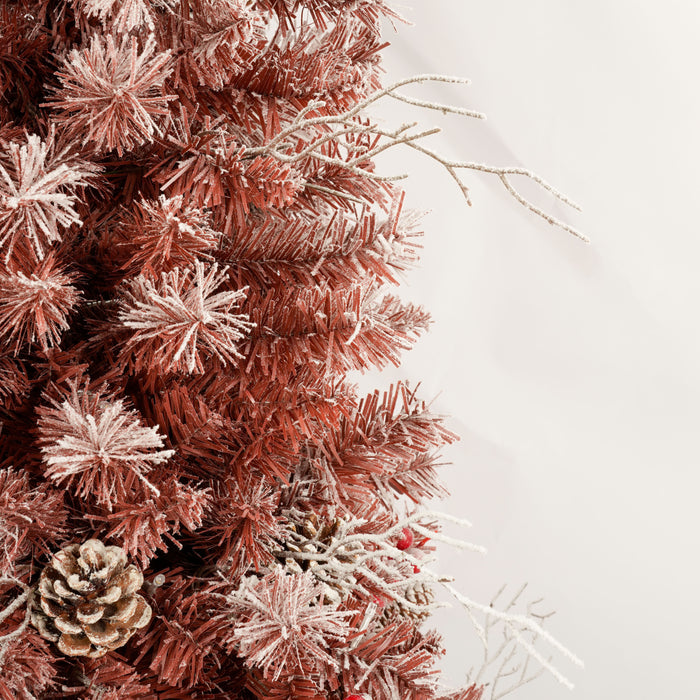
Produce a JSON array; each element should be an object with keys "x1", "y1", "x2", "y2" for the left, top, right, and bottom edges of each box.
[
  {"x1": 381, "y1": 581, "x2": 435, "y2": 623},
  {"x1": 30, "y1": 539, "x2": 152, "y2": 658},
  {"x1": 294, "y1": 513, "x2": 342, "y2": 543},
  {"x1": 277, "y1": 511, "x2": 360, "y2": 604}
]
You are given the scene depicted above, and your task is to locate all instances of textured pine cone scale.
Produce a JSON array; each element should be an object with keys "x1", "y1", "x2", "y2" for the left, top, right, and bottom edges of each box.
[
  {"x1": 381, "y1": 581, "x2": 435, "y2": 623},
  {"x1": 30, "y1": 539, "x2": 152, "y2": 658}
]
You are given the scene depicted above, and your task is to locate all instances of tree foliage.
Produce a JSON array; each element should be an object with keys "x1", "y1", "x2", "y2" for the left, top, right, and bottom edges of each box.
[{"x1": 0, "y1": 1, "x2": 581, "y2": 698}]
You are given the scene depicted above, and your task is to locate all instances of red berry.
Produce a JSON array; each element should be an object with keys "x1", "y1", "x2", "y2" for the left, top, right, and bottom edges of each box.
[
  {"x1": 413, "y1": 564, "x2": 421, "y2": 574},
  {"x1": 346, "y1": 695, "x2": 366, "y2": 700},
  {"x1": 396, "y1": 527, "x2": 414, "y2": 550}
]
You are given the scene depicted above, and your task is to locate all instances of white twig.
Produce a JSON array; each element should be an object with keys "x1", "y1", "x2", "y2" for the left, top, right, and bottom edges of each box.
[
  {"x1": 388, "y1": 91, "x2": 486, "y2": 119},
  {"x1": 0, "y1": 577, "x2": 31, "y2": 667},
  {"x1": 444, "y1": 581, "x2": 584, "y2": 691},
  {"x1": 403, "y1": 142, "x2": 589, "y2": 242},
  {"x1": 499, "y1": 173, "x2": 588, "y2": 242},
  {"x1": 238, "y1": 73, "x2": 585, "y2": 241}
]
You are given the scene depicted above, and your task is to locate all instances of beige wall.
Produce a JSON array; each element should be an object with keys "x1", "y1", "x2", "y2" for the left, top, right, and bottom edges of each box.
[{"x1": 354, "y1": 2, "x2": 700, "y2": 698}]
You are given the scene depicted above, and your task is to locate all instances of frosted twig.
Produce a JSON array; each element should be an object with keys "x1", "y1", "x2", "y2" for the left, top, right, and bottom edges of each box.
[
  {"x1": 343, "y1": 126, "x2": 443, "y2": 167},
  {"x1": 444, "y1": 581, "x2": 584, "y2": 691},
  {"x1": 388, "y1": 91, "x2": 486, "y2": 119},
  {"x1": 249, "y1": 74, "x2": 474, "y2": 154},
  {"x1": 403, "y1": 142, "x2": 589, "y2": 241},
  {"x1": 277, "y1": 507, "x2": 580, "y2": 691},
  {"x1": 298, "y1": 510, "x2": 486, "y2": 557},
  {"x1": 465, "y1": 585, "x2": 550, "y2": 699},
  {"x1": 410, "y1": 522, "x2": 483, "y2": 551},
  {"x1": 240, "y1": 73, "x2": 585, "y2": 240},
  {"x1": 0, "y1": 577, "x2": 29, "y2": 626},
  {"x1": 0, "y1": 577, "x2": 31, "y2": 666},
  {"x1": 499, "y1": 173, "x2": 587, "y2": 241},
  {"x1": 280, "y1": 120, "x2": 421, "y2": 163}
]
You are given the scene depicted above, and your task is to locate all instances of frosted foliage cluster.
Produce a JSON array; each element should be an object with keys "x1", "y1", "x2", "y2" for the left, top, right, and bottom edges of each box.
[
  {"x1": 0, "y1": 258, "x2": 81, "y2": 352},
  {"x1": 118, "y1": 194, "x2": 221, "y2": 276},
  {"x1": 118, "y1": 260, "x2": 254, "y2": 373},
  {"x1": 47, "y1": 34, "x2": 174, "y2": 155},
  {"x1": 38, "y1": 388, "x2": 174, "y2": 507},
  {"x1": 0, "y1": 134, "x2": 90, "y2": 263},
  {"x1": 228, "y1": 568, "x2": 350, "y2": 681},
  {"x1": 79, "y1": 0, "x2": 180, "y2": 33}
]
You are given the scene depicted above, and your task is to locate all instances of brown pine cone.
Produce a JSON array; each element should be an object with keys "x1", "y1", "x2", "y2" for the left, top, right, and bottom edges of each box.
[
  {"x1": 30, "y1": 539, "x2": 152, "y2": 658},
  {"x1": 381, "y1": 581, "x2": 435, "y2": 623},
  {"x1": 283, "y1": 512, "x2": 357, "y2": 569},
  {"x1": 276, "y1": 510, "x2": 360, "y2": 604},
  {"x1": 295, "y1": 512, "x2": 341, "y2": 542}
]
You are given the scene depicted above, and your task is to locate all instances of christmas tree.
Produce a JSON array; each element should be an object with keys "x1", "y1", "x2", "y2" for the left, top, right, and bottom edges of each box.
[{"x1": 0, "y1": 1, "x2": 582, "y2": 698}]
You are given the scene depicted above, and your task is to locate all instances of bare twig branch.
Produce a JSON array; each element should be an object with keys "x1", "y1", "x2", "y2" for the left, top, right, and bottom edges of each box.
[
  {"x1": 276, "y1": 508, "x2": 581, "y2": 692},
  {"x1": 239, "y1": 74, "x2": 585, "y2": 240},
  {"x1": 0, "y1": 576, "x2": 32, "y2": 667}
]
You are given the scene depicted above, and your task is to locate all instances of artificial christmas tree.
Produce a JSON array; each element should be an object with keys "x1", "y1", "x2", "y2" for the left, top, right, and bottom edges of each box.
[{"x1": 0, "y1": 1, "x2": 582, "y2": 698}]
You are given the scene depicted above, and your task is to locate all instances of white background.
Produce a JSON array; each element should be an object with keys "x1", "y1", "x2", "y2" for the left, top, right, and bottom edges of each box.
[{"x1": 366, "y1": 2, "x2": 700, "y2": 698}]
